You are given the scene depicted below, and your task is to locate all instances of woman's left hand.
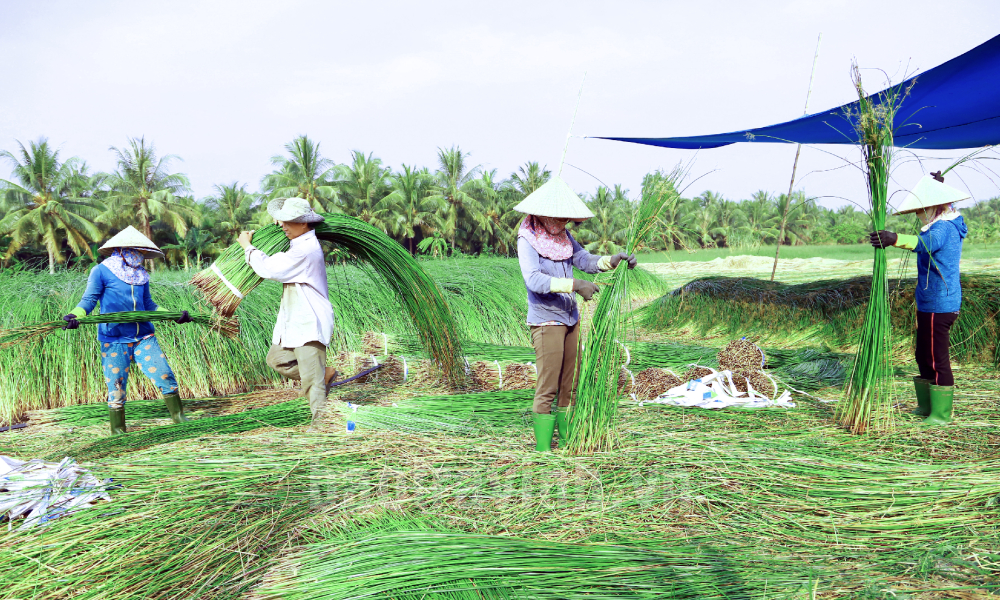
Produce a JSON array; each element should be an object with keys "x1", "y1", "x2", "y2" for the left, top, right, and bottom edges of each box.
[{"x1": 610, "y1": 252, "x2": 638, "y2": 269}]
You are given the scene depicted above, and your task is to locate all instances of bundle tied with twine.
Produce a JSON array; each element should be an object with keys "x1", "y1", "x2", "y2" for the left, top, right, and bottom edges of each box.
[
  {"x1": 0, "y1": 310, "x2": 239, "y2": 348},
  {"x1": 566, "y1": 165, "x2": 686, "y2": 453},
  {"x1": 633, "y1": 368, "x2": 682, "y2": 400},
  {"x1": 501, "y1": 363, "x2": 536, "y2": 390},
  {"x1": 190, "y1": 213, "x2": 465, "y2": 384},
  {"x1": 838, "y1": 64, "x2": 911, "y2": 434}
]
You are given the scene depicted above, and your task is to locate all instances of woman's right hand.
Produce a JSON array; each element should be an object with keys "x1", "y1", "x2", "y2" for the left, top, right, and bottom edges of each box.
[{"x1": 572, "y1": 279, "x2": 599, "y2": 301}]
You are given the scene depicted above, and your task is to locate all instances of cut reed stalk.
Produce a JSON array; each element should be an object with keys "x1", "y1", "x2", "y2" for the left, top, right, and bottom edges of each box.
[
  {"x1": 0, "y1": 310, "x2": 239, "y2": 348},
  {"x1": 838, "y1": 64, "x2": 909, "y2": 434}
]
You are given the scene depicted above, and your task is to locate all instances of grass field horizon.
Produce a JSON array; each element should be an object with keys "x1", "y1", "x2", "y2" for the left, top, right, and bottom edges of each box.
[{"x1": 640, "y1": 241, "x2": 1000, "y2": 263}]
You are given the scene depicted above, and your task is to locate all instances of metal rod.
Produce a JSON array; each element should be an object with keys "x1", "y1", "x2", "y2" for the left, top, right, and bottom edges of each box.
[{"x1": 558, "y1": 72, "x2": 587, "y2": 177}]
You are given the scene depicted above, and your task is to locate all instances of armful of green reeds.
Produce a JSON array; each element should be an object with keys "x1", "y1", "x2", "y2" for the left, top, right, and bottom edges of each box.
[{"x1": 0, "y1": 310, "x2": 240, "y2": 348}]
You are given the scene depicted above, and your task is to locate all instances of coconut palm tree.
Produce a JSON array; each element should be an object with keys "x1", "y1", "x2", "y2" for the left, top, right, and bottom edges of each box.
[
  {"x1": 507, "y1": 162, "x2": 551, "y2": 199},
  {"x1": 380, "y1": 164, "x2": 439, "y2": 254},
  {"x1": 576, "y1": 185, "x2": 629, "y2": 255},
  {"x1": 161, "y1": 228, "x2": 218, "y2": 271},
  {"x1": 426, "y1": 146, "x2": 483, "y2": 255},
  {"x1": 468, "y1": 169, "x2": 519, "y2": 255},
  {"x1": 262, "y1": 135, "x2": 339, "y2": 211},
  {"x1": 205, "y1": 182, "x2": 258, "y2": 245},
  {"x1": 0, "y1": 138, "x2": 104, "y2": 273},
  {"x1": 337, "y1": 151, "x2": 393, "y2": 230},
  {"x1": 100, "y1": 137, "x2": 192, "y2": 251}
]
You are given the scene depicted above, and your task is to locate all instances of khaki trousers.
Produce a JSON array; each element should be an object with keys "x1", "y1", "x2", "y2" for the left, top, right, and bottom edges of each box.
[
  {"x1": 530, "y1": 323, "x2": 580, "y2": 414},
  {"x1": 266, "y1": 342, "x2": 327, "y2": 420}
]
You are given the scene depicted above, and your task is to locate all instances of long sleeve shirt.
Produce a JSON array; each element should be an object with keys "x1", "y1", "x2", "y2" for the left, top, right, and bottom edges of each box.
[
  {"x1": 896, "y1": 215, "x2": 967, "y2": 313},
  {"x1": 76, "y1": 264, "x2": 159, "y2": 343},
  {"x1": 517, "y1": 231, "x2": 604, "y2": 326},
  {"x1": 245, "y1": 230, "x2": 335, "y2": 348}
]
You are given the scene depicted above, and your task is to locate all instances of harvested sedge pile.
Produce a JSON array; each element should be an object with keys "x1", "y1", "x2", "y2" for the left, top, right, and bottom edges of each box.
[
  {"x1": 716, "y1": 338, "x2": 765, "y2": 372},
  {"x1": 469, "y1": 360, "x2": 501, "y2": 391},
  {"x1": 617, "y1": 367, "x2": 635, "y2": 395},
  {"x1": 633, "y1": 368, "x2": 682, "y2": 400},
  {"x1": 567, "y1": 167, "x2": 684, "y2": 453},
  {"x1": 191, "y1": 214, "x2": 465, "y2": 384},
  {"x1": 362, "y1": 330, "x2": 388, "y2": 355},
  {"x1": 840, "y1": 65, "x2": 908, "y2": 434},
  {"x1": 501, "y1": 363, "x2": 536, "y2": 390},
  {"x1": 0, "y1": 310, "x2": 238, "y2": 348},
  {"x1": 682, "y1": 366, "x2": 714, "y2": 382}
]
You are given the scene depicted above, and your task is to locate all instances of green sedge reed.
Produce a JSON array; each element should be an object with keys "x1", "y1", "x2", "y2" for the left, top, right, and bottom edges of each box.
[
  {"x1": 0, "y1": 310, "x2": 239, "y2": 348},
  {"x1": 839, "y1": 64, "x2": 910, "y2": 434},
  {"x1": 567, "y1": 167, "x2": 686, "y2": 453}
]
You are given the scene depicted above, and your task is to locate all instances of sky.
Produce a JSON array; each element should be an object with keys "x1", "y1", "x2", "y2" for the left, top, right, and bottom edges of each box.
[{"x1": 1, "y1": 0, "x2": 998, "y2": 212}]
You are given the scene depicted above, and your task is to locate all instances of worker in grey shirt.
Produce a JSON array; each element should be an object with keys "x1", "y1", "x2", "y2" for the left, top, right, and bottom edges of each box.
[{"x1": 514, "y1": 176, "x2": 636, "y2": 451}]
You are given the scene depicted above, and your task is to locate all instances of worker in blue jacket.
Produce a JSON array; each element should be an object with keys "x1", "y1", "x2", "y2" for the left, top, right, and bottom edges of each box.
[
  {"x1": 870, "y1": 173, "x2": 969, "y2": 427},
  {"x1": 62, "y1": 226, "x2": 194, "y2": 435}
]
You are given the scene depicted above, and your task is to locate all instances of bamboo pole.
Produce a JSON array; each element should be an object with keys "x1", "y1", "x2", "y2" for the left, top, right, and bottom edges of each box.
[{"x1": 771, "y1": 33, "x2": 823, "y2": 281}]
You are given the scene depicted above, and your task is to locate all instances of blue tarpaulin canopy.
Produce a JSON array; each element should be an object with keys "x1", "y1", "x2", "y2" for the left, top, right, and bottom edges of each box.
[{"x1": 598, "y1": 34, "x2": 1000, "y2": 151}]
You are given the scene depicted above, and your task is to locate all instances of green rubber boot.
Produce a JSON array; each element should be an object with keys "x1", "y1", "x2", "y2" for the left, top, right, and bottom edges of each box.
[
  {"x1": 912, "y1": 377, "x2": 932, "y2": 417},
  {"x1": 532, "y1": 412, "x2": 557, "y2": 452},
  {"x1": 163, "y1": 393, "x2": 190, "y2": 424},
  {"x1": 109, "y1": 407, "x2": 127, "y2": 436},
  {"x1": 921, "y1": 385, "x2": 954, "y2": 427},
  {"x1": 555, "y1": 406, "x2": 573, "y2": 444}
]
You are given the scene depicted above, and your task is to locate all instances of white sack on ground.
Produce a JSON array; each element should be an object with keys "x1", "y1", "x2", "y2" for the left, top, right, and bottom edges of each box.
[{"x1": 0, "y1": 455, "x2": 113, "y2": 530}]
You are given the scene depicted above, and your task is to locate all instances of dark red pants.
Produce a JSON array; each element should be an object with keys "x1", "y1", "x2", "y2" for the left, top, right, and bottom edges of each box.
[{"x1": 915, "y1": 311, "x2": 958, "y2": 386}]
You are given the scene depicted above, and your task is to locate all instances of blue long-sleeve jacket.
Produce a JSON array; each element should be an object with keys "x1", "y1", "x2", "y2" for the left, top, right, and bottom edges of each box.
[
  {"x1": 517, "y1": 231, "x2": 602, "y2": 326},
  {"x1": 76, "y1": 264, "x2": 159, "y2": 343},
  {"x1": 912, "y1": 216, "x2": 967, "y2": 313}
]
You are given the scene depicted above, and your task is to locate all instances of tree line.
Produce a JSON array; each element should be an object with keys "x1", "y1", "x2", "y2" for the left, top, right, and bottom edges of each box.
[{"x1": 2, "y1": 135, "x2": 998, "y2": 273}]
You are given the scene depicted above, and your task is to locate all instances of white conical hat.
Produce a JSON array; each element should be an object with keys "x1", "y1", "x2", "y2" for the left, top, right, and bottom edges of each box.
[
  {"x1": 267, "y1": 197, "x2": 324, "y2": 223},
  {"x1": 99, "y1": 226, "x2": 163, "y2": 257},
  {"x1": 512, "y1": 176, "x2": 594, "y2": 219},
  {"x1": 893, "y1": 176, "x2": 970, "y2": 215}
]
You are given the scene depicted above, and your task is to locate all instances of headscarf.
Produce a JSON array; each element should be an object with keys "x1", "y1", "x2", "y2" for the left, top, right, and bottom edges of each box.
[
  {"x1": 920, "y1": 203, "x2": 961, "y2": 232},
  {"x1": 518, "y1": 215, "x2": 573, "y2": 260},
  {"x1": 103, "y1": 248, "x2": 150, "y2": 285}
]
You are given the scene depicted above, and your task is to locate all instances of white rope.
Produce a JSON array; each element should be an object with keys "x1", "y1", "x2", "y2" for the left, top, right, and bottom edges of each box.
[
  {"x1": 494, "y1": 360, "x2": 502, "y2": 389},
  {"x1": 382, "y1": 332, "x2": 388, "y2": 355},
  {"x1": 371, "y1": 355, "x2": 379, "y2": 367},
  {"x1": 402, "y1": 357, "x2": 408, "y2": 382},
  {"x1": 210, "y1": 264, "x2": 244, "y2": 299},
  {"x1": 616, "y1": 341, "x2": 631, "y2": 366}
]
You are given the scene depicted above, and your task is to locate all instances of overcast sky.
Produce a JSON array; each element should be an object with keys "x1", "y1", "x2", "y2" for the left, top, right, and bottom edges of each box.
[{"x1": 2, "y1": 0, "x2": 998, "y2": 211}]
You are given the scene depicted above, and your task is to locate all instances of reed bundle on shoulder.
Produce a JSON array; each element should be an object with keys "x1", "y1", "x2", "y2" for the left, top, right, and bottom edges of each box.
[{"x1": 191, "y1": 213, "x2": 465, "y2": 384}]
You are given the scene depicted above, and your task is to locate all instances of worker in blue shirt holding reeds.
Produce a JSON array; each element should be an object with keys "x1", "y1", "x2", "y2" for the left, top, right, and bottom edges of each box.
[
  {"x1": 515, "y1": 176, "x2": 637, "y2": 451},
  {"x1": 870, "y1": 173, "x2": 969, "y2": 427},
  {"x1": 62, "y1": 226, "x2": 195, "y2": 435}
]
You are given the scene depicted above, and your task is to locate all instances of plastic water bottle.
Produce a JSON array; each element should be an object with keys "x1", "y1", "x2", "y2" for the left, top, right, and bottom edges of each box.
[{"x1": 346, "y1": 421, "x2": 356, "y2": 434}]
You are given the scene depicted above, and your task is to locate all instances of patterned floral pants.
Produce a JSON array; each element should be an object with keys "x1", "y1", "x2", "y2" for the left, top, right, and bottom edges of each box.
[{"x1": 100, "y1": 336, "x2": 179, "y2": 408}]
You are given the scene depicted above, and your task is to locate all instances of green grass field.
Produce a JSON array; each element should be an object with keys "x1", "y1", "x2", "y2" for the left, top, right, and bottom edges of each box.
[{"x1": 1, "y1": 257, "x2": 999, "y2": 599}]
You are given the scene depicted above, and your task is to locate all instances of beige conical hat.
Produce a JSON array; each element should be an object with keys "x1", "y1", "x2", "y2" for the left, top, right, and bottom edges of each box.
[
  {"x1": 99, "y1": 226, "x2": 163, "y2": 257},
  {"x1": 893, "y1": 176, "x2": 970, "y2": 215},
  {"x1": 512, "y1": 176, "x2": 594, "y2": 219}
]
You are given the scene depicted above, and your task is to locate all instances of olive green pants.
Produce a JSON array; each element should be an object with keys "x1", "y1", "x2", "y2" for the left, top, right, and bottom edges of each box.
[
  {"x1": 530, "y1": 323, "x2": 580, "y2": 414},
  {"x1": 266, "y1": 342, "x2": 328, "y2": 420}
]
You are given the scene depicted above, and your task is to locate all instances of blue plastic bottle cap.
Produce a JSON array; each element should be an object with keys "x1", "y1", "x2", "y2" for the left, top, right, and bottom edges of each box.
[{"x1": 346, "y1": 421, "x2": 356, "y2": 432}]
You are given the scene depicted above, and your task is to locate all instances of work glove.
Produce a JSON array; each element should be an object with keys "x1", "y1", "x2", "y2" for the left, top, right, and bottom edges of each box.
[
  {"x1": 869, "y1": 230, "x2": 897, "y2": 248},
  {"x1": 62, "y1": 314, "x2": 81, "y2": 330},
  {"x1": 175, "y1": 310, "x2": 194, "y2": 325},
  {"x1": 572, "y1": 279, "x2": 599, "y2": 301},
  {"x1": 609, "y1": 252, "x2": 638, "y2": 269}
]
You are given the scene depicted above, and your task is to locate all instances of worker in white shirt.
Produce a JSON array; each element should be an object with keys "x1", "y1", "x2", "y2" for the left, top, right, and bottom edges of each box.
[{"x1": 237, "y1": 197, "x2": 337, "y2": 421}]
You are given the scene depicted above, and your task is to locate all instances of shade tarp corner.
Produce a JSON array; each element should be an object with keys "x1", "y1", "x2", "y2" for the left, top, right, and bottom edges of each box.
[{"x1": 596, "y1": 34, "x2": 1000, "y2": 151}]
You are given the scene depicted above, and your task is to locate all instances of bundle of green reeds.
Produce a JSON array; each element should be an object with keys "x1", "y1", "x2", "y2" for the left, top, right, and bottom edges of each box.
[
  {"x1": 191, "y1": 214, "x2": 465, "y2": 383},
  {"x1": 0, "y1": 310, "x2": 239, "y2": 348},
  {"x1": 839, "y1": 65, "x2": 908, "y2": 434},
  {"x1": 567, "y1": 167, "x2": 683, "y2": 453}
]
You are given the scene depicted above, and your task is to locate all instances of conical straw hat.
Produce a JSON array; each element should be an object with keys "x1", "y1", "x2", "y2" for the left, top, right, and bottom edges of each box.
[
  {"x1": 893, "y1": 176, "x2": 970, "y2": 215},
  {"x1": 512, "y1": 176, "x2": 594, "y2": 219},
  {"x1": 99, "y1": 226, "x2": 163, "y2": 257}
]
